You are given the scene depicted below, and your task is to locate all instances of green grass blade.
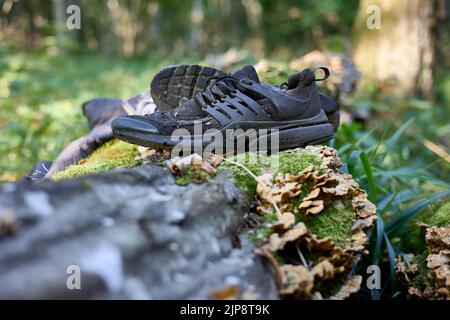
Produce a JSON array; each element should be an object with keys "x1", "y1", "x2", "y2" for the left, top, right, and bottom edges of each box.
[
  {"x1": 383, "y1": 233, "x2": 398, "y2": 298},
  {"x1": 355, "y1": 127, "x2": 376, "y2": 148},
  {"x1": 386, "y1": 189, "x2": 450, "y2": 234},
  {"x1": 359, "y1": 152, "x2": 377, "y2": 202},
  {"x1": 371, "y1": 167, "x2": 420, "y2": 179},
  {"x1": 369, "y1": 125, "x2": 390, "y2": 161},
  {"x1": 372, "y1": 213, "x2": 385, "y2": 265},
  {"x1": 385, "y1": 117, "x2": 414, "y2": 149},
  {"x1": 378, "y1": 192, "x2": 398, "y2": 215}
]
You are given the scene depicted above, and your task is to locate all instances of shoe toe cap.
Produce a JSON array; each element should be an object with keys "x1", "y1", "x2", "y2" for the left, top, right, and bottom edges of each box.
[{"x1": 112, "y1": 116, "x2": 159, "y2": 134}]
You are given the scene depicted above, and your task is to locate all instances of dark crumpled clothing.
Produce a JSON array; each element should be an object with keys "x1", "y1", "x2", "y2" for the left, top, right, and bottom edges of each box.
[
  {"x1": 21, "y1": 160, "x2": 53, "y2": 184},
  {"x1": 82, "y1": 98, "x2": 126, "y2": 130},
  {"x1": 44, "y1": 122, "x2": 117, "y2": 177},
  {"x1": 22, "y1": 92, "x2": 155, "y2": 183}
]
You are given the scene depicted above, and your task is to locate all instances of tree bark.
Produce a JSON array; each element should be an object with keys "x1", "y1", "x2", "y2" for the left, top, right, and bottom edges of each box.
[
  {"x1": 52, "y1": 0, "x2": 66, "y2": 52},
  {"x1": 353, "y1": 0, "x2": 442, "y2": 98},
  {"x1": 0, "y1": 165, "x2": 278, "y2": 299},
  {"x1": 190, "y1": 0, "x2": 204, "y2": 50}
]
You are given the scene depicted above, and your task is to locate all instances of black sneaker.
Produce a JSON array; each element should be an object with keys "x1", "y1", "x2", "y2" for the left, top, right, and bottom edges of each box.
[
  {"x1": 151, "y1": 64, "x2": 339, "y2": 132},
  {"x1": 151, "y1": 64, "x2": 226, "y2": 111},
  {"x1": 112, "y1": 65, "x2": 334, "y2": 153}
]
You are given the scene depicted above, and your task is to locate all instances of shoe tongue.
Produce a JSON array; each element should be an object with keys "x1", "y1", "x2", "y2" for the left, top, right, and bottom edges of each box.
[
  {"x1": 287, "y1": 68, "x2": 315, "y2": 89},
  {"x1": 231, "y1": 65, "x2": 260, "y2": 83},
  {"x1": 173, "y1": 98, "x2": 203, "y2": 119}
]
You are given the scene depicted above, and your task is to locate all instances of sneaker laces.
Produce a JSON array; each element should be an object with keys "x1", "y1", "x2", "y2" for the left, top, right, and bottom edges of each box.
[
  {"x1": 279, "y1": 82, "x2": 289, "y2": 90},
  {"x1": 280, "y1": 66, "x2": 330, "y2": 90},
  {"x1": 193, "y1": 75, "x2": 241, "y2": 109}
]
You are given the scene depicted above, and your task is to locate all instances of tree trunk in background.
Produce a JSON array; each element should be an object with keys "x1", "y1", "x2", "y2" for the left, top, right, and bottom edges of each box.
[
  {"x1": 353, "y1": 0, "x2": 443, "y2": 98},
  {"x1": 101, "y1": 0, "x2": 120, "y2": 57},
  {"x1": 148, "y1": 1, "x2": 160, "y2": 48},
  {"x1": 190, "y1": 0, "x2": 204, "y2": 50},
  {"x1": 241, "y1": 0, "x2": 264, "y2": 58},
  {"x1": 52, "y1": 0, "x2": 66, "y2": 53},
  {"x1": 65, "y1": 0, "x2": 81, "y2": 48},
  {"x1": 107, "y1": 0, "x2": 144, "y2": 57}
]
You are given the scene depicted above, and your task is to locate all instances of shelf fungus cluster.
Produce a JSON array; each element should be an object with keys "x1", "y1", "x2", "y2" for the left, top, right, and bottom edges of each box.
[
  {"x1": 253, "y1": 146, "x2": 376, "y2": 300},
  {"x1": 397, "y1": 224, "x2": 450, "y2": 300}
]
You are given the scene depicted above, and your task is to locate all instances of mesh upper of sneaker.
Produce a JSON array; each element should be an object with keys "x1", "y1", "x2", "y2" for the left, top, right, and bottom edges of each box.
[{"x1": 135, "y1": 66, "x2": 320, "y2": 135}]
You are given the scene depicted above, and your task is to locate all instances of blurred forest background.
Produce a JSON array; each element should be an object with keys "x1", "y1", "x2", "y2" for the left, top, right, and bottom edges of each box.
[
  {"x1": 0, "y1": 0, "x2": 449, "y2": 183},
  {"x1": 1, "y1": 0, "x2": 449, "y2": 300}
]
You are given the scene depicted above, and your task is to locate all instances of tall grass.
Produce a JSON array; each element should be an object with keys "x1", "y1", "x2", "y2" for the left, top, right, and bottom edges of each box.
[{"x1": 333, "y1": 118, "x2": 450, "y2": 299}]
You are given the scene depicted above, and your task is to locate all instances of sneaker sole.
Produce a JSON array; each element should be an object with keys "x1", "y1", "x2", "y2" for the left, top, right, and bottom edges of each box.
[
  {"x1": 113, "y1": 121, "x2": 334, "y2": 153},
  {"x1": 150, "y1": 64, "x2": 226, "y2": 111}
]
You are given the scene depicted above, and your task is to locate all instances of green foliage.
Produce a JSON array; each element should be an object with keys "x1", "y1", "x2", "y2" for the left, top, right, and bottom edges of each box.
[
  {"x1": 0, "y1": 1, "x2": 358, "y2": 58},
  {"x1": 344, "y1": 93, "x2": 450, "y2": 183},
  {"x1": 333, "y1": 116, "x2": 450, "y2": 299},
  {"x1": 260, "y1": 0, "x2": 358, "y2": 55},
  {"x1": 256, "y1": 61, "x2": 293, "y2": 85}
]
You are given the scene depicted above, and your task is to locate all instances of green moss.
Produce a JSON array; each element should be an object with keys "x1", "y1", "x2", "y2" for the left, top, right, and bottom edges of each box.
[
  {"x1": 296, "y1": 200, "x2": 355, "y2": 248},
  {"x1": 403, "y1": 229, "x2": 427, "y2": 255},
  {"x1": 290, "y1": 181, "x2": 315, "y2": 209},
  {"x1": 250, "y1": 225, "x2": 273, "y2": 246},
  {"x1": 411, "y1": 250, "x2": 431, "y2": 291},
  {"x1": 174, "y1": 167, "x2": 212, "y2": 186},
  {"x1": 424, "y1": 201, "x2": 450, "y2": 227},
  {"x1": 321, "y1": 276, "x2": 348, "y2": 298},
  {"x1": 263, "y1": 211, "x2": 278, "y2": 224},
  {"x1": 274, "y1": 151, "x2": 323, "y2": 176},
  {"x1": 221, "y1": 149, "x2": 356, "y2": 249},
  {"x1": 217, "y1": 150, "x2": 322, "y2": 196},
  {"x1": 52, "y1": 140, "x2": 139, "y2": 180},
  {"x1": 82, "y1": 180, "x2": 91, "y2": 190},
  {"x1": 405, "y1": 201, "x2": 450, "y2": 254},
  {"x1": 217, "y1": 153, "x2": 269, "y2": 196},
  {"x1": 250, "y1": 199, "x2": 355, "y2": 250},
  {"x1": 398, "y1": 202, "x2": 450, "y2": 292},
  {"x1": 273, "y1": 251, "x2": 287, "y2": 265},
  {"x1": 249, "y1": 211, "x2": 278, "y2": 247}
]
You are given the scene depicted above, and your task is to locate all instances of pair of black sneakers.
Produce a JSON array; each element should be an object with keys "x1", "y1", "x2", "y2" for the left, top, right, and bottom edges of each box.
[{"x1": 112, "y1": 64, "x2": 339, "y2": 153}]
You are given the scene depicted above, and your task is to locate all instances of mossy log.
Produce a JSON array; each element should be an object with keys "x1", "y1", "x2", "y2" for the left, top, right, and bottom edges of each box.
[
  {"x1": 396, "y1": 202, "x2": 450, "y2": 300},
  {"x1": 0, "y1": 144, "x2": 376, "y2": 299}
]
